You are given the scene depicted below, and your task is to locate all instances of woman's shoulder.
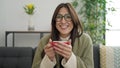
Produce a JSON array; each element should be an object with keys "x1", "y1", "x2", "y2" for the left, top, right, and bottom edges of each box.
[
  {"x1": 78, "y1": 32, "x2": 92, "y2": 43},
  {"x1": 40, "y1": 34, "x2": 51, "y2": 41},
  {"x1": 78, "y1": 33, "x2": 93, "y2": 47},
  {"x1": 80, "y1": 33, "x2": 91, "y2": 39},
  {"x1": 37, "y1": 34, "x2": 51, "y2": 48}
]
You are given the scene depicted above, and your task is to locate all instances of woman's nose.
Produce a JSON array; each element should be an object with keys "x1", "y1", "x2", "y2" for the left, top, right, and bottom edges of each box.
[{"x1": 61, "y1": 17, "x2": 66, "y2": 23}]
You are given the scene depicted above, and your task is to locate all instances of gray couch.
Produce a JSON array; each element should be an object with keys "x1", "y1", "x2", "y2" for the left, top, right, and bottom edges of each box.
[
  {"x1": 0, "y1": 45, "x2": 100, "y2": 68},
  {"x1": 0, "y1": 47, "x2": 33, "y2": 68}
]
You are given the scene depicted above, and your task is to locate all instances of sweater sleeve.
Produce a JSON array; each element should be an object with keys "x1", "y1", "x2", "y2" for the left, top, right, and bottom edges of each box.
[
  {"x1": 32, "y1": 36, "x2": 49, "y2": 68},
  {"x1": 76, "y1": 34, "x2": 94, "y2": 68},
  {"x1": 32, "y1": 40, "x2": 43, "y2": 68},
  {"x1": 40, "y1": 55, "x2": 56, "y2": 68},
  {"x1": 61, "y1": 52, "x2": 77, "y2": 68}
]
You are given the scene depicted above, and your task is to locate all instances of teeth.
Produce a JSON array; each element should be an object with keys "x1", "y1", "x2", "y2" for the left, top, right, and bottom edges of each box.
[
  {"x1": 60, "y1": 24, "x2": 68, "y2": 29},
  {"x1": 61, "y1": 25, "x2": 67, "y2": 29}
]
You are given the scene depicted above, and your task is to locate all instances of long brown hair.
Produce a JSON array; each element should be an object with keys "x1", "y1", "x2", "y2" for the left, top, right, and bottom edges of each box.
[{"x1": 51, "y1": 3, "x2": 83, "y2": 46}]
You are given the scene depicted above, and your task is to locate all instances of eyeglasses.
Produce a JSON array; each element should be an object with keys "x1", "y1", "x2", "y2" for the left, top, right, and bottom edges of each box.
[{"x1": 56, "y1": 14, "x2": 72, "y2": 22}]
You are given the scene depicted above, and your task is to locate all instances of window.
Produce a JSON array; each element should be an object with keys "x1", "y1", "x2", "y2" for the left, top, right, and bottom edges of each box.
[{"x1": 106, "y1": 0, "x2": 120, "y2": 46}]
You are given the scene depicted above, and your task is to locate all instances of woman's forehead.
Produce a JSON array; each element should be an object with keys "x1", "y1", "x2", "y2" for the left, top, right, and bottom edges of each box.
[{"x1": 58, "y1": 7, "x2": 69, "y2": 15}]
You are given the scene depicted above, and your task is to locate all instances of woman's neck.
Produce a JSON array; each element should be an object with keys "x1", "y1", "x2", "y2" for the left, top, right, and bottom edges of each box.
[{"x1": 60, "y1": 34, "x2": 70, "y2": 41}]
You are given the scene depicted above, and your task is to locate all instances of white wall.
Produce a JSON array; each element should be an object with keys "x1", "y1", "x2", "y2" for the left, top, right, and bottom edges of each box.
[{"x1": 0, "y1": 0, "x2": 72, "y2": 47}]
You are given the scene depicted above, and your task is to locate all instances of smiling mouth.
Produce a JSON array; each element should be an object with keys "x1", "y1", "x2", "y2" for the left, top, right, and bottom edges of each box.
[{"x1": 60, "y1": 24, "x2": 69, "y2": 29}]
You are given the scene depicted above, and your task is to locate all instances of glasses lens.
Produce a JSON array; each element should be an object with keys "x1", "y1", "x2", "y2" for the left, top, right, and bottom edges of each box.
[
  {"x1": 56, "y1": 14, "x2": 62, "y2": 21},
  {"x1": 64, "y1": 14, "x2": 71, "y2": 21}
]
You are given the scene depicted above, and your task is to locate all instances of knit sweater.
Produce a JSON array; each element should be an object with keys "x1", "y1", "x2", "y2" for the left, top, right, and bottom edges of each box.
[{"x1": 32, "y1": 33, "x2": 94, "y2": 68}]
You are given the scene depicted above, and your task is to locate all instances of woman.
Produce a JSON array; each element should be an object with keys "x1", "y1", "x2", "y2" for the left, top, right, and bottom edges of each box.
[{"x1": 32, "y1": 3, "x2": 94, "y2": 68}]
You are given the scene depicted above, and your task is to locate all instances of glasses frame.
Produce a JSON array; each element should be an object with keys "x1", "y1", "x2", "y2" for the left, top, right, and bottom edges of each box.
[{"x1": 56, "y1": 14, "x2": 72, "y2": 22}]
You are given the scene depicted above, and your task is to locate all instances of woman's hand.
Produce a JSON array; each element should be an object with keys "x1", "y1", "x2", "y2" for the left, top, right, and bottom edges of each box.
[
  {"x1": 53, "y1": 40, "x2": 72, "y2": 61},
  {"x1": 44, "y1": 39, "x2": 55, "y2": 61}
]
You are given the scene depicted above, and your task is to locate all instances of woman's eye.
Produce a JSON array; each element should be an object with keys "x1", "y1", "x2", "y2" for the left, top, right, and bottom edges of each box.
[
  {"x1": 56, "y1": 15, "x2": 62, "y2": 18},
  {"x1": 65, "y1": 15, "x2": 71, "y2": 18},
  {"x1": 66, "y1": 15, "x2": 71, "y2": 18}
]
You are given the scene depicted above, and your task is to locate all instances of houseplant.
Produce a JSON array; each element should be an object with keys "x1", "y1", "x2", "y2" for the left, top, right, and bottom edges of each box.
[
  {"x1": 72, "y1": 0, "x2": 116, "y2": 45},
  {"x1": 71, "y1": 0, "x2": 106, "y2": 45}
]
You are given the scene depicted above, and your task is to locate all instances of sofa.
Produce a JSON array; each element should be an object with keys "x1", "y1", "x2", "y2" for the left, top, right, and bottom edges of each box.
[
  {"x1": 0, "y1": 45, "x2": 119, "y2": 68},
  {"x1": 94, "y1": 45, "x2": 120, "y2": 68},
  {"x1": 0, "y1": 47, "x2": 33, "y2": 68}
]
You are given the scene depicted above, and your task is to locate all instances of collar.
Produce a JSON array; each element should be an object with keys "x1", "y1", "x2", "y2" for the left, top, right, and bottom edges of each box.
[{"x1": 60, "y1": 35, "x2": 70, "y2": 41}]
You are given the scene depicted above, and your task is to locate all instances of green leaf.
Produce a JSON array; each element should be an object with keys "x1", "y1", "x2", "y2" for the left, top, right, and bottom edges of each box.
[{"x1": 72, "y1": 1, "x2": 78, "y2": 8}]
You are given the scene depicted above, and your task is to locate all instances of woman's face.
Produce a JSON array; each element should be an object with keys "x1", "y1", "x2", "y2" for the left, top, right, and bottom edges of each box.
[{"x1": 56, "y1": 7, "x2": 73, "y2": 38}]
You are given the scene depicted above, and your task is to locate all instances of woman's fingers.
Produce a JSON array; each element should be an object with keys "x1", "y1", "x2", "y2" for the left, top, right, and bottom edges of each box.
[
  {"x1": 44, "y1": 39, "x2": 55, "y2": 61},
  {"x1": 53, "y1": 41, "x2": 72, "y2": 60},
  {"x1": 44, "y1": 39, "x2": 72, "y2": 61}
]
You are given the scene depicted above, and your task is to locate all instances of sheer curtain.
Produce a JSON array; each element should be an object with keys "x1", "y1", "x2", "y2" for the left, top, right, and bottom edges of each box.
[{"x1": 106, "y1": 0, "x2": 120, "y2": 46}]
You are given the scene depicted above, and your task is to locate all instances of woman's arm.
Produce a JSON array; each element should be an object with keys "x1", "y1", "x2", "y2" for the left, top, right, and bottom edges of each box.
[
  {"x1": 32, "y1": 38, "x2": 56, "y2": 68},
  {"x1": 32, "y1": 41, "x2": 43, "y2": 68},
  {"x1": 76, "y1": 34, "x2": 94, "y2": 68}
]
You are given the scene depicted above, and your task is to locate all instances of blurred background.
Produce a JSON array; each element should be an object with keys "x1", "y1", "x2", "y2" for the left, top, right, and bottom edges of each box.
[{"x1": 0, "y1": 0, "x2": 120, "y2": 48}]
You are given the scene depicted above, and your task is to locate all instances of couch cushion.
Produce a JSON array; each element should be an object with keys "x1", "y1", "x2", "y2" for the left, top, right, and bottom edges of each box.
[
  {"x1": 0, "y1": 47, "x2": 33, "y2": 68},
  {"x1": 100, "y1": 45, "x2": 120, "y2": 68}
]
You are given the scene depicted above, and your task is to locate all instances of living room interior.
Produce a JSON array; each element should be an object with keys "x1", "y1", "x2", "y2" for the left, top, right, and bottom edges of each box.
[{"x1": 0, "y1": 0, "x2": 120, "y2": 68}]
